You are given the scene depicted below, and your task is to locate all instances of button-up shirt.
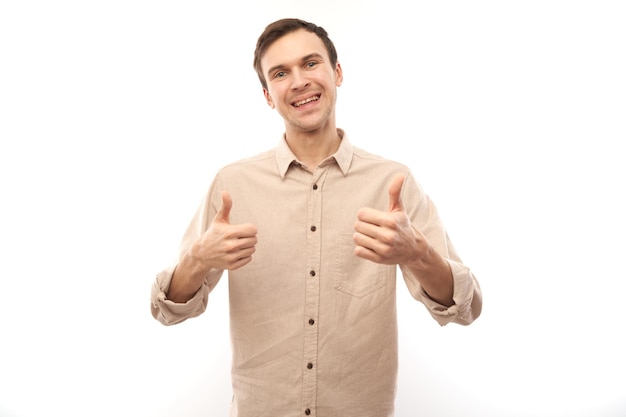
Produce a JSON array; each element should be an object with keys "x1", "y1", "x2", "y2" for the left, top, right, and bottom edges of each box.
[{"x1": 151, "y1": 130, "x2": 482, "y2": 417}]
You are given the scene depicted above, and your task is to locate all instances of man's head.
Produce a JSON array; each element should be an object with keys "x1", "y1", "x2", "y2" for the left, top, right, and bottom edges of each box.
[
  {"x1": 253, "y1": 18, "x2": 338, "y2": 90},
  {"x1": 253, "y1": 18, "x2": 343, "y2": 135}
]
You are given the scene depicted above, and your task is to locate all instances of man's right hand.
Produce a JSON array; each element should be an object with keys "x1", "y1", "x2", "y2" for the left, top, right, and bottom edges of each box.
[
  {"x1": 192, "y1": 190, "x2": 258, "y2": 271},
  {"x1": 166, "y1": 190, "x2": 258, "y2": 303}
]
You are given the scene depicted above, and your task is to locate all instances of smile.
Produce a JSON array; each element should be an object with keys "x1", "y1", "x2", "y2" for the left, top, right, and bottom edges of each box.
[{"x1": 292, "y1": 95, "x2": 320, "y2": 107}]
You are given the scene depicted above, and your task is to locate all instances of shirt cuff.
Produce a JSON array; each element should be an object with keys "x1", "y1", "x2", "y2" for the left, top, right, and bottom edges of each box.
[
  {"x1": 150, "y1": 266, "x2": 206, "y2": 325},
  {"x1": 417, "y1": 259, "x2": 478, "y2": 326}
]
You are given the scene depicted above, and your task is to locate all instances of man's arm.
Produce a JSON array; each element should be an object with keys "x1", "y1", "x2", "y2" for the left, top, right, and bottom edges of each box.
[
  {"x1": 167, "y1": 190, "x2": 258, "y2": 303},
  {"x1": 352, "y1": 174, "x2": 454, "y2": 306}
]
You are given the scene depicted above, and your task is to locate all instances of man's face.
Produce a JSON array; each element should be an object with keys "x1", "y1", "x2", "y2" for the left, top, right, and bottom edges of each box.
[{"x1": 260, "y1": 29, "x2": 343, "y2": 134}]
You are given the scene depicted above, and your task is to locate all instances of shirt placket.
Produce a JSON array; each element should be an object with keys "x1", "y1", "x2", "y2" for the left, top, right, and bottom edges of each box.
[{"x1": 301, "y1": 166, "x2": 329, "y2": 417}]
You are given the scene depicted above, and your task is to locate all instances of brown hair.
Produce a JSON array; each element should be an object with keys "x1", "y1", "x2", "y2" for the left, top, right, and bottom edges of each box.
[{"x1": 253, "y1": 18, "x2": 338, "y2": 89}]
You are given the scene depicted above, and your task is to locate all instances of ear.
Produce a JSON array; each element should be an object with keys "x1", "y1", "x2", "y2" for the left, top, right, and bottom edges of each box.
[
  {"x1": 335, "y1": 62, "x2": 343, "y2": 87},
  {"x1": 263, "y1": 88, "x2": 275, "y2": 109}
]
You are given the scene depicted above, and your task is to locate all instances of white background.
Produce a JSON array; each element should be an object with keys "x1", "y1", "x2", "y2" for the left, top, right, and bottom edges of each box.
[{"x1": 1, "y1": 1, "x2": 625, "y2": 416}]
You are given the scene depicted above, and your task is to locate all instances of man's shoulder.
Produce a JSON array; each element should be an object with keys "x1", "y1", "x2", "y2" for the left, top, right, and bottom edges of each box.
[
  {"x1": 351, "y1": 145, "x2": 408, "y2": 170},
  {"x1": 220, "y1": 148, "x2": 276, "y2": 170}
]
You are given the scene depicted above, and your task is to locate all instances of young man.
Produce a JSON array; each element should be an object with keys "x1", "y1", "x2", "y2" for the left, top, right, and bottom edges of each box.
[{"x1": 151, "y1": 18, "x2": 482, "y2": 417}]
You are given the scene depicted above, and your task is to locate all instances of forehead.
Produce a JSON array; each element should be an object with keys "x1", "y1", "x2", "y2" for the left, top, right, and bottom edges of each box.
[{"x1": 260, "y1": 29, "x2": 328, "y2": 73}]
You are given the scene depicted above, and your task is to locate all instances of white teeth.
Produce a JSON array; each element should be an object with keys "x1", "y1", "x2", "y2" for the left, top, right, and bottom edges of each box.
[{"x1": 294, "y1": 95, "x2": 320, "y2": 107}]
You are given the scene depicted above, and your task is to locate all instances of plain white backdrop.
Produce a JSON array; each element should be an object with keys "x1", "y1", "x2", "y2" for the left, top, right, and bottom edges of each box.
[{"x1": 1, "y1": 1, "x2": 625, "y2": 416}]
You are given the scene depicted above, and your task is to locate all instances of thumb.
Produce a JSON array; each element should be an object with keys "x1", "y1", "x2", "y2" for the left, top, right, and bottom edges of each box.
[
  {"x1": 387, "y1": 174, "x2": 405, "y2": 212},
  {"x1": 214, "y1": 190, "x2": 233, "y2": 224}
]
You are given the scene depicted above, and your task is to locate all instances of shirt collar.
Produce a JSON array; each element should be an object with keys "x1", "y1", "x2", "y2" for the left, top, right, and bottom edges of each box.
[{"x1": 275, "y1": 129, "x2": 353, "y2": 178}]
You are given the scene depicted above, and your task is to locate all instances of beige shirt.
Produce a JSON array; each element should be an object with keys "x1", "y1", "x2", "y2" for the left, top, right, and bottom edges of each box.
[{"x1": 151, "y1": 131, "x2": 482, "y2": 417}]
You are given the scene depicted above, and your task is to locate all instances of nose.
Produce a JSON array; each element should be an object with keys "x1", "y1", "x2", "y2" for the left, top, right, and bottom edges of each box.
[{"x1": 290, "y1": 69, "x2": 310, "y2": 90}]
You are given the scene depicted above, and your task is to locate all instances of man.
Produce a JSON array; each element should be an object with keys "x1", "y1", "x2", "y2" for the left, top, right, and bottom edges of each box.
[{"x1": 151, "y1": 18, "x2": 482, "y2": 417}]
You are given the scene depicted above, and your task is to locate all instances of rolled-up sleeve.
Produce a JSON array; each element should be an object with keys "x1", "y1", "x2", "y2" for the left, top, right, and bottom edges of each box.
[
  {"x1": 400, "y1": 171, "x2": 483, "y2": 326},
  {"x1": 404, "y1": 259, "x2": 482, "y2": 326},
  {"x1": 150, "y1": 266, "x2": 218, "y2": 325},
  {"x1": 150, "y1": 176, "x2": 224, "y2": 326}
]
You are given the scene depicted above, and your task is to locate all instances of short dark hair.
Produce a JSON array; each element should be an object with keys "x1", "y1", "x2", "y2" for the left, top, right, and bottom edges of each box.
[{"x1": 253, "y1": 18, "x2": 338, "y2": 89}]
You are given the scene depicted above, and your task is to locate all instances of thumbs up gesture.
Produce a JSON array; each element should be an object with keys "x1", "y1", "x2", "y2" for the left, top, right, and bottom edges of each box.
[
  {"x1": 195, "y1": 190, "x2": 259, "y2": 271},
  {"x1": 167, "y1": 191, "x2": 258, "y2": 303},
  {"x1": 353, "y1": 174, "x2": 425, "y2": 266},
  {"x1": 353, "y1": 174, "x2": 454, "y2": 305}
]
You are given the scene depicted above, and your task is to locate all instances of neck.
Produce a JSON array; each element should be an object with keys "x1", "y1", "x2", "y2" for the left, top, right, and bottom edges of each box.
[{"x1": 284, "y1": 125, "x2": 342, "y2": 169}]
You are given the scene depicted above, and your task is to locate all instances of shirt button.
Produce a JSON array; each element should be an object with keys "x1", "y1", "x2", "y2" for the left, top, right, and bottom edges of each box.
[
  {"x1": 309, "y1": 270, "x2": 316, "y2": 277},
  {"x1": 312, "y1": 184, "x2": 318, "y2": 190},
  {"x1": 307, "y1": 362, "x2": 313, "y2": 369},
  {"x1": 310, "y1": 225, "x2": 316, "y2": 232},
  {"x1": 305, "y1": 409, "x2": 311, "y2": 415},
  {"x1": 309, "y1": 318, "x2": 315, "y2": 325}
]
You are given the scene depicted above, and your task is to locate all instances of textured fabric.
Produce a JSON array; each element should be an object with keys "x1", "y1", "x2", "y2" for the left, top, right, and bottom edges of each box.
[{"x1": 150, "y1": 130, "x2": 482, "y2": 417}]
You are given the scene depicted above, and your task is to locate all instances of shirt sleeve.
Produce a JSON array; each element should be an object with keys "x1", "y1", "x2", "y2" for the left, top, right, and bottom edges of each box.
[
  {"x1": 149, "y1": 176, "x2": 225, "y2": 325},
  {"x1": 150, "y1": 266, "x2": 216, "y2": 325},
  {"x1": 401, "y1": 259, "x2": 482, "y2": 326},
  {"x1": 399, "y1": 171, "x2": 483, "y2": 326}
]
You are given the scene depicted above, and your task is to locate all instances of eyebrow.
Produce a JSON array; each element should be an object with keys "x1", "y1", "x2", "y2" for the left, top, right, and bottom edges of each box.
[{"x1": 266, "y1": 53, "x2": 325, "y2": 79}]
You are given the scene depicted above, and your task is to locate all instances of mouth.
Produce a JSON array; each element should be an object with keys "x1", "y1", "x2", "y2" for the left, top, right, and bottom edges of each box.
[{"x1": 292, "y1": 94, "x2": 321, "y2": 108}]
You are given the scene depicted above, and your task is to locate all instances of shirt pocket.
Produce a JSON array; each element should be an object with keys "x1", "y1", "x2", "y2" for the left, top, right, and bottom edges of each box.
[{"x1": 333, "y1": 233, "x2": 393, "y2": 298}]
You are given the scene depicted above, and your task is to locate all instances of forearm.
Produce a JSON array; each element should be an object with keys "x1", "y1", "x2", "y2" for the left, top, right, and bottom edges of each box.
[
  {"x1": 150, "y1": 263, "x2": 216, "y2": 325},
  {"x1": 166, "y1": 249, "x2": 212, "y2": 303},
  {"x1": 404, "y1": 245, "x2": 454, "y2": 307}
]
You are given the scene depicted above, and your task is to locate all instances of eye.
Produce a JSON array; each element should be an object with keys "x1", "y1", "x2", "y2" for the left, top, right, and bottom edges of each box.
[
  {"x1": 273, "y1": 71, "x2": 286, "y2": 79},
  {"x1": 306, "y1": 61, "x2": 318, "y2": 69}
]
